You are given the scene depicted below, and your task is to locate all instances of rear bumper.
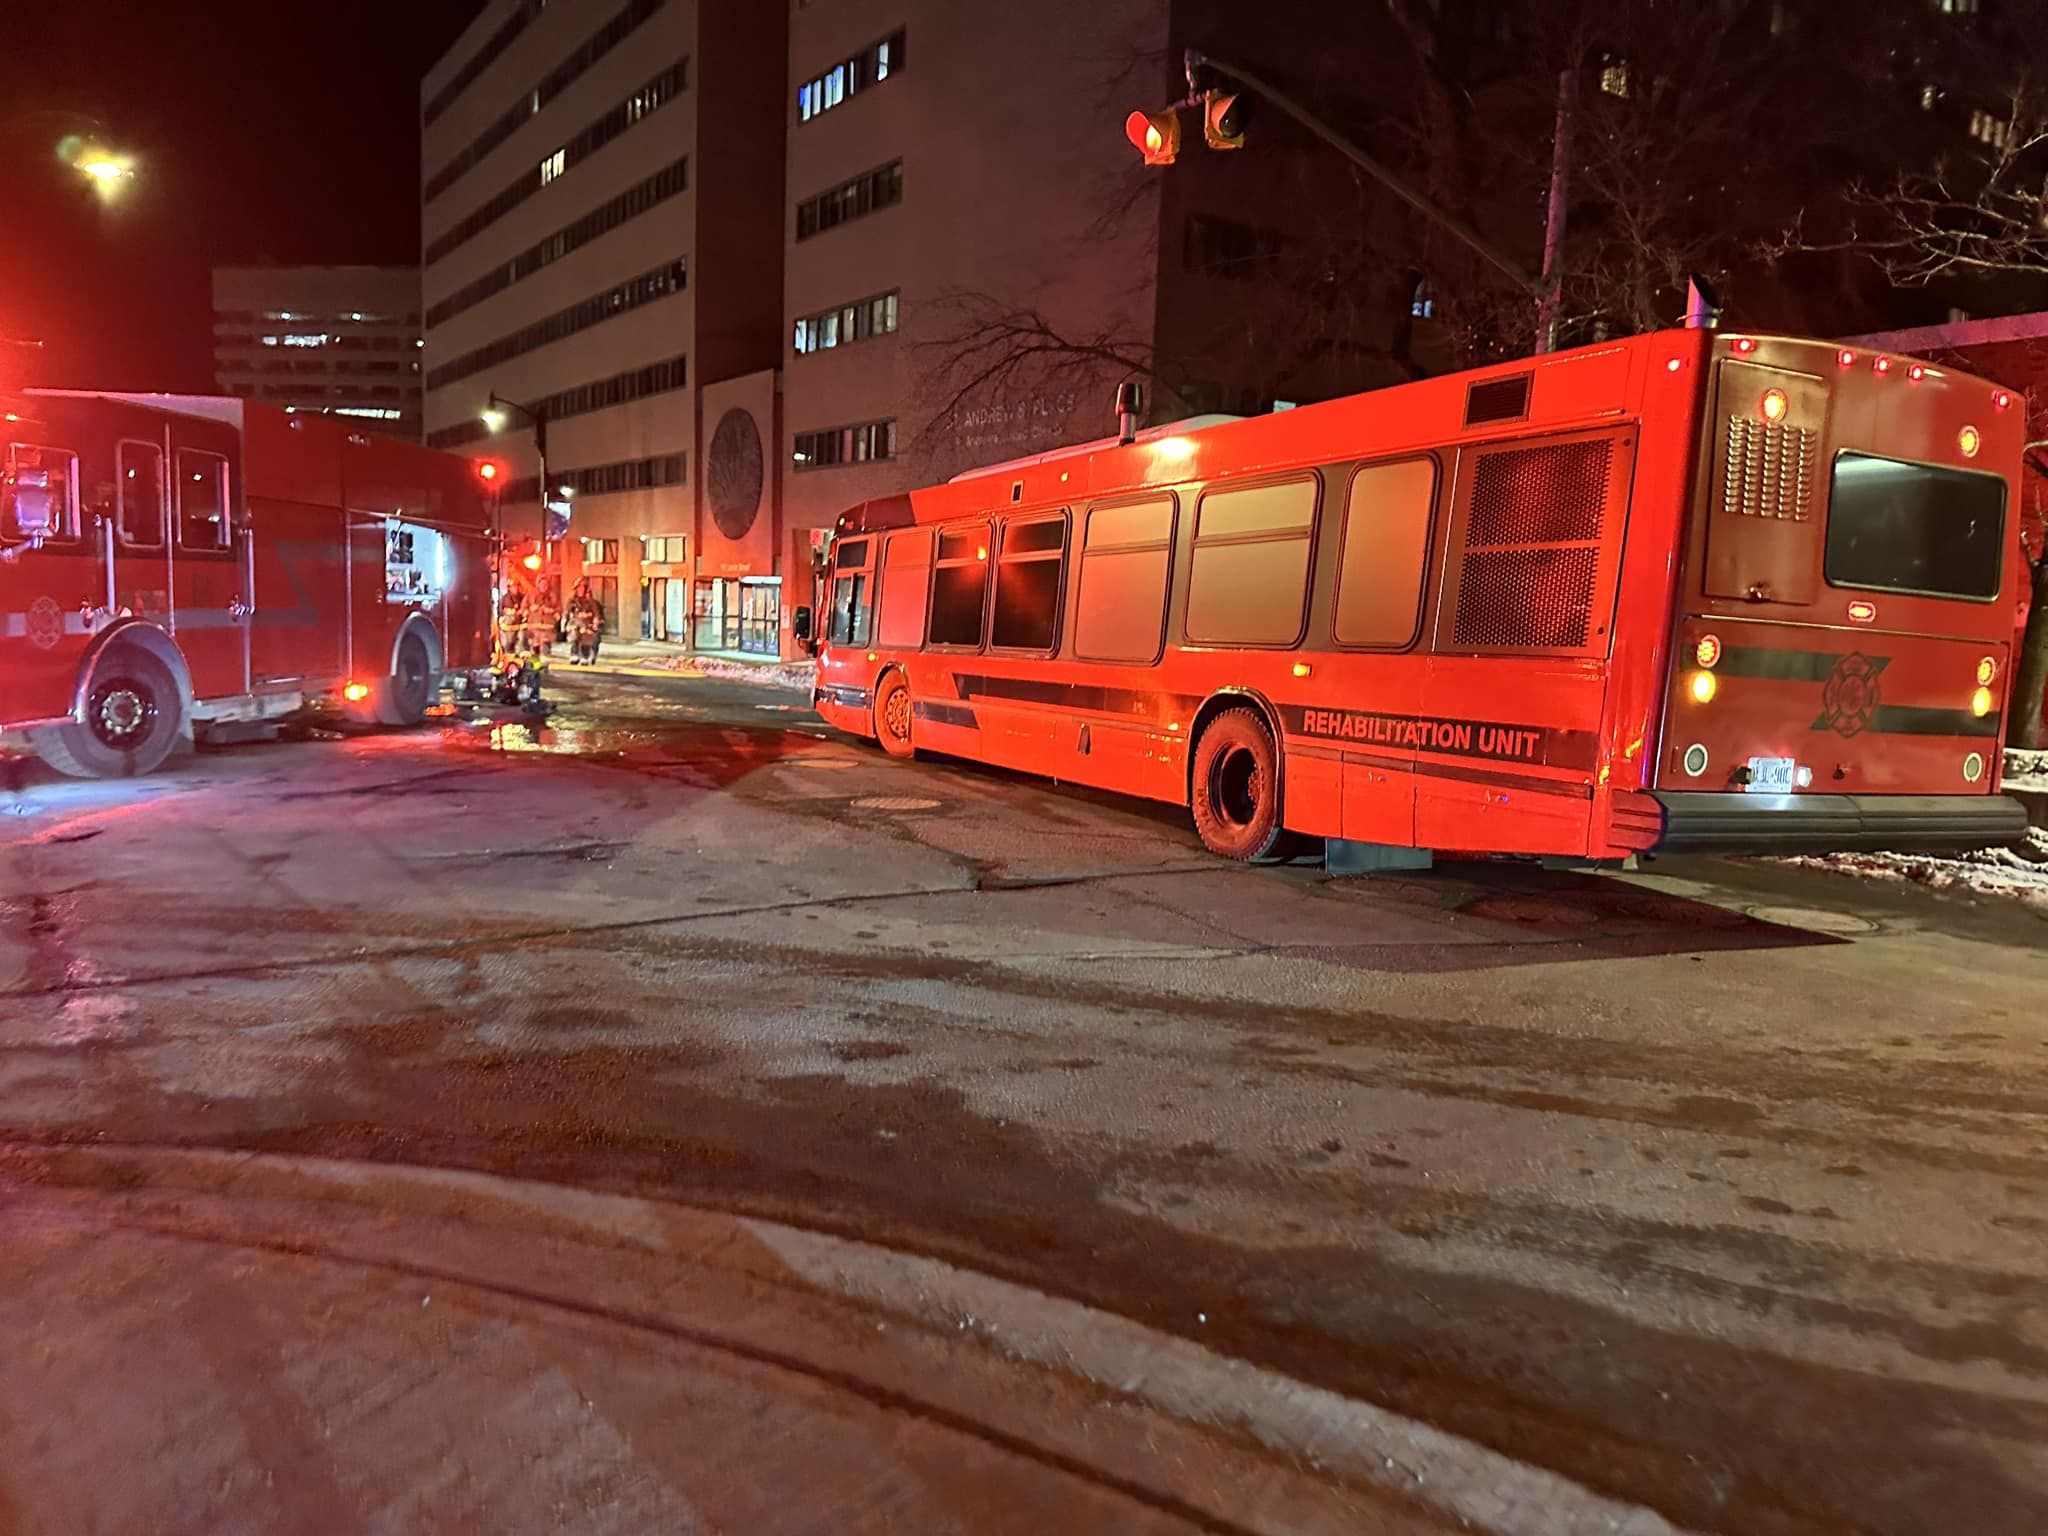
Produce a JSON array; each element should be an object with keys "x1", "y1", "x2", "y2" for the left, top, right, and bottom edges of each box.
[{"x1": 1642, "y1": 791, "x2": 2029, "y2": 854}]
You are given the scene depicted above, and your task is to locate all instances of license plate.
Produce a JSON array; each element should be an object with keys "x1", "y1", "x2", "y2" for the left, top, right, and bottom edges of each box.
[{"x1": 1746, "y1": 756, "x2": 1796, "y2": 794}]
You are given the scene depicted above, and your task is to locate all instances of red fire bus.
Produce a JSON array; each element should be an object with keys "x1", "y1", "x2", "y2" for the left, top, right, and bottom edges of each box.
[
  {"x1": 1, "y1": 391, "x2": 495, "y2": 778},
  {"x1": 813, "y1": 327, "x2": 2031, "y2": 863}
]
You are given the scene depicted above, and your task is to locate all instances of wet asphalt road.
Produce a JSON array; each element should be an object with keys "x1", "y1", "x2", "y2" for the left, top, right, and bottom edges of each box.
[{"x1": 1, "y1": 665, "x2": 2045, "y2": 1535}]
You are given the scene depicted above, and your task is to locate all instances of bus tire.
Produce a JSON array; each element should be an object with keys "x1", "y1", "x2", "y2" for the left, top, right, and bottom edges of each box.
[
  {"x1": 31, "y1": 645, "x2": 185, "y2": 779},
  {"x1": 873, "y1": 669, "x2": 916, "y2": 759},
  {"x1": 373, "y1": 630, "x2": 436, "y2": 727},
  {"x1": 1190, "y1": 707, "x2": 1286, "y2": 861}
]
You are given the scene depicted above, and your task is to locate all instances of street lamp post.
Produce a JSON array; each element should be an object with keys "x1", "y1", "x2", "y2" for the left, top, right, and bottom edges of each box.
[{"x1": 481, "y1": 393, "x2": 550, "y2": 556}]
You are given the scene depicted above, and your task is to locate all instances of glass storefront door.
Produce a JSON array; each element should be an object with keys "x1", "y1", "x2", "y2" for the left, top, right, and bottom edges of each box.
[{"x1": 739, "y1": 579, "x2": 781, "y2": 655}]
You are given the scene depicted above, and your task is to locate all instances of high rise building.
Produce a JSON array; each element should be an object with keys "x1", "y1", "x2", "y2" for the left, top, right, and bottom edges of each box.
[
  {"x1": 421, "y1": 0, "x2": 786, "y2": 644},
  {"x1": 211, "y1": 267, "x2": 423, "y2": 441}
]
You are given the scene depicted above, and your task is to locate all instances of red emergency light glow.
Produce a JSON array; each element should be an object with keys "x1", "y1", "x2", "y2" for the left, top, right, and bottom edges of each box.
[
  {"x1": 521, "y1": 552, "x2": 543, "y2": 572},
  {"x1": 1993, "y1": 389, "x2": 2013, "y2": 410},
  {"x1": 1907, "y1": 364, "x2": 1927, "y2": 382},
  {"x1": 1836, "y1": 349, "x2": 1856, "y2": 367},
  {"x1": 477, "y1": 461, "x2": 501, "y2": 483},
  {"x1": 343, "y1": 682, "x2": 372, "y2": 702},
  {"x1": 1873, "y1": 357, "x2": 1893, "y2": 375},
  {"x1": 1733, "y1": 338, "x2": 1757, "y2": 354}
]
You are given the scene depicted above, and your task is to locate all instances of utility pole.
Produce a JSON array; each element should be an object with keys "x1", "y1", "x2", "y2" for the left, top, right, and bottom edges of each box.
[{"x1": 1534, "y1": 67, "x2": 1578, "y2": 355}]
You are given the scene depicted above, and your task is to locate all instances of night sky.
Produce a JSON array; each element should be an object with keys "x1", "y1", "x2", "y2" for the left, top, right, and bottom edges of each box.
[{"x1": 2, "y1": 0, "x2": 477, "y2": 394}]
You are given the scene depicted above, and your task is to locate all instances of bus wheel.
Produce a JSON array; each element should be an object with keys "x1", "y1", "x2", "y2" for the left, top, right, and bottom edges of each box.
[
  {"x1": 32, "y1": 646, "x2": 185, "y2": 779},
  {"x1": 873, "y1": 670, "x2": 916, "y2": 759},
  {"x1": 373, "y1": 630, "x2": 436, "y2": 727},
  {"x1": 1191, "y1": 707, "x2": 1285, "y2": 861}
]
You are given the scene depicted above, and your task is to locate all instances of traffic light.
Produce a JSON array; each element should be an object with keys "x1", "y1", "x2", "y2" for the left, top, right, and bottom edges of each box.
[
  {"x1": 475, "y1": 459, "x2": 502, "y2": 486},
  {"x1": 1202, "y1": 90, "x2": 1247, "y2": 151},
  {"x1": 1124, "y1": 107, "x2": 1181, "y2": 167}
]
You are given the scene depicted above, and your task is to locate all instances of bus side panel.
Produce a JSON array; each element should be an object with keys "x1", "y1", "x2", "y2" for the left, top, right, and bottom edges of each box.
[{"x1": 1414, "y1": 658, "x2": 1604, "y2": 854}]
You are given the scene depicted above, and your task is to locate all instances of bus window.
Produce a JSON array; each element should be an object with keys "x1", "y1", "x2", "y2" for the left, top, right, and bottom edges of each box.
[
  {"x1": 118, "y1": 441, "x2": 167, "y2": 548},
  {"x1": 830, "y1": 537, "x2": 874, "y2": 645},
  {"x1": 1073, "y1": 496, "x2": 1175, "y2": 663},
  {"x1": 1185, "y1": 477, "x2": 1318, "y2": 646},
  {"x1": 3, "y1": 444, "x2": 78, "y2": 542},
  {"x1": 1334, "y1": 457, "x2": 1437, "y2": 647},
  {"x1": 176, "y1": 449, "x2": 232, "y2": 550},
  {"x1": 928, "y1": 524, "x2": 991, "y2": 648},
  {"x1": 1825, "y1": 453, "x2": 2005, "y2": 601},
  {"x1": 990, "y1": 515, "x2": 1067, "y2": 652},
  {"x1": 876, "y1": 527, "x2": 934, "y2": 649}
]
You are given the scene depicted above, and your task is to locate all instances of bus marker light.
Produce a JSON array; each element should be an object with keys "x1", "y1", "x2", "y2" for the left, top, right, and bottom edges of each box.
[
  {"x1": 1837, "y1": 349, "x2": 1856, "y2": 367},
  {"x1": 1665, "y1": 358, "x2": 1683, "y2": 372},
  {"x1": 1695, "y1": 634, "x2": 1722, "y2": 668},
  {"x1": 1682, "y1": 743, "x2": 1709, "y2": 777},
  {"x1": 1689, "y1": 671, "x2": 1718, "y2": 704},
  {"x1": 1291, "y1": 662, "x2": 1312, "y2": 678},
  {"x1": 1907, "y1": 363, "x2": 1927, "y2": 382},
  {"x1": 1873, "y1": 357, "x2": 1893, "y2": 375},
  {"x1": 1795, "y1": 765, "x2": 1814, "y2": 788},
  {"x1": 1958, "y1": 424, "x2": 1981, "y2": 457},
  {"x1": 976, "y1": 546, "x2": 988, "y2": 561},
  {"x1": 1733, "y1": 338, "x2": 1757, "y2": 353},
  {"x1": 1993, "y1": 389, "x2": 2013, "y2": 410},
  {"x1": 1971, "y1": 686, "x2": 1994, "y2": 717},
  {"x1": 1964, "y1": 752, "x2": 1985, "y2": 784},
  {"x1": 1847, "y1": 600, "x2": 1877, "y2": 624},
  {"x1": 343, "y1": 682, "x2": 372, "y2": 702},
  {"x1": 1977, "y1": 656, "x2": 1997, "y2": 686},
  {"x1": 1760, "y1": 389, "x2": 1788, "y2": 423},
  {"x1": 866, "y1": 652, "x2": 878, "y2": 663}
]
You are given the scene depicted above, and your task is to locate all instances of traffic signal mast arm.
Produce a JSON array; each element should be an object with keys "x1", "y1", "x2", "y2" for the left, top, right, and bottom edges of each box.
[{"x1": 1181, "y1": 49, "x2": 1548, "y2": 302}]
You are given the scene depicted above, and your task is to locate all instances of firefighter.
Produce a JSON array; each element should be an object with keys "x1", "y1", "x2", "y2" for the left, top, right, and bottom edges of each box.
[
  {"x1": 525, "y1": 577, "x2": 559, "y2": 659},
  {"x1": 565, "y1": 580, "x2": 604, "y2": 666},
  {"x1": 497, "y1": 587, "x2": 528, "y2": 657}
]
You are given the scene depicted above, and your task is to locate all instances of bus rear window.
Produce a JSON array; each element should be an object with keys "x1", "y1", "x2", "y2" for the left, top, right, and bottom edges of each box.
[{"x1": 1825, "y1": 453, "x2": 2005, "y2": 601}]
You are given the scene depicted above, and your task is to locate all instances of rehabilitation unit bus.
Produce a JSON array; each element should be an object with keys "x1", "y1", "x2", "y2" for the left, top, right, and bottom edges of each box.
[
  {"x1": 0, "y1": 390, "x2": 495, "y2": 778},
  {"x1": 813, "y1": 327, "x2": 2032, "y2": 863}
]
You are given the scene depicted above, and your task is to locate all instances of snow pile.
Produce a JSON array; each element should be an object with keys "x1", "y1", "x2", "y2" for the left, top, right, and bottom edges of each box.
[
  {"x1": 1777, "y1": 826, "x2": 2048, "y2": 911},
  {"x1": 2005, "y1": 748, "x2": 2048, "y2": 794},
  {"x1": 656, "y1": 655, "x2": 817, "y2": 692}
]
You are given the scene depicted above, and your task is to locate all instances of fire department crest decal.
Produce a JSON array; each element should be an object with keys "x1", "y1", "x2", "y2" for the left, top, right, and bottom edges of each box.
[
  {"x1": 25, "y1": 596, "x2": 63, "y2": 652},
  {"x1": 1815, "y1": 652, "x2": 1889, "y2": 738}
]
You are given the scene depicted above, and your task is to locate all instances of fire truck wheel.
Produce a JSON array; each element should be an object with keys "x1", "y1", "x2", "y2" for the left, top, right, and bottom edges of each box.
[
  {"x1": 32, "y1": 647, "x2": 185, "y2": 779},
  {"x1": 1191, "y1": 707, "x2": 1286, "y2": 862},
  {"x1": 873, "y1": 669, "x2": 916, "y2": 759},
  {"x1": 374, "y1": 631, "x2": 436, "y2": 727}
]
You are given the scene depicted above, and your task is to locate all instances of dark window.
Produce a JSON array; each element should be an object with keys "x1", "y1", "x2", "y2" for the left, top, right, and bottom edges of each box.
[
  {"x1": 429, "y1": 354, "x2": 688, "y2": 449},
  {"x1": 1074, "y1": 496, "x2": 1174, "y2": 663},
  {"x1": 1334, "y1": 458, "x2": 1437, "y2": 646},
  {"x1": 427, "y1": 261, "x2": 687, "y2": 390},
  {"x1": 793, "y1": 418, "x2": 895, "y2": 471},
  {"x1": 830, "y1": 537, "x2": 876, "y2": 645},
  {"x1": 504, "y1": 453, "x2": 685, "y2": 505},
  {"x1": 835, "y1": 538, "x2": 870, "y2": 570},
  {"x1": 176, "y1": 449, "x2": 231, "y2": 550},
  {"x1": 795, "y1": 161, "x2": 903, "y2": 241},
  {"x1": 425, "y1": 0, "x2": 667, "y2": 203},
  {"x1": 424, "y1": 59, "x2": 688, "y2": 265},
  {"x1": 1185, "y1": 479, "x2": 1317, "y2": 645},
  {"x1": 990, "y1": 516, "x2": 1066, "y2": 651},
  {"x1": 117, "y1": 441, "x2": 165, "y2": 548},
  {"x1": 1825, "y1": 452, "x2": 2006, "y2": 601},
  {"x1": 928, "y1": 525, "x2": 990, "y2": 647},
  {"x1": 877, "y1": 528, "x2": 933, "y2": 650},
  {"x1": 424, "y1": 0, "x2": 541, "y2": 124}
]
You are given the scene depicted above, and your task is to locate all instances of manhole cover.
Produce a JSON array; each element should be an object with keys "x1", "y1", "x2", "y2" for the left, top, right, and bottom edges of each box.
[
  {"x1": 1745, "y1": 905, "x2": 1878, "y2": 935},
  {"x1": 851, "y1": 796, "x2": 941, "y2": 812}
]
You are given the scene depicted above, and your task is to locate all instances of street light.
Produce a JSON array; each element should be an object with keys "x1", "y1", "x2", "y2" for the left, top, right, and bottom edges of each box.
[{"x1": 479, "y1": 392, "x2": 551, "y2": 562}]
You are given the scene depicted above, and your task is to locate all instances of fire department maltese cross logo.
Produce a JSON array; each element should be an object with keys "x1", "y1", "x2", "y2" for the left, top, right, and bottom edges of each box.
[
  {"x1": 1815, "y1": 652, "x2": 1889, "y2": 738},
  {"x1": 25, "y1": 596, "x2": 63, "y2": 652}
]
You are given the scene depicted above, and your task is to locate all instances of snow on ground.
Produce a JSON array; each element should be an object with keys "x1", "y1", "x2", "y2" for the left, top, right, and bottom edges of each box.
[
  {"x1": 655, "y1": 655, "x2": 817, "y2": 692},
  {"x1": 1776, "y1": 829, "x2": 2048, "y2": 912},
  {"x1": 2006, "y1": 747, "x2": 2048, "y2": 795}
]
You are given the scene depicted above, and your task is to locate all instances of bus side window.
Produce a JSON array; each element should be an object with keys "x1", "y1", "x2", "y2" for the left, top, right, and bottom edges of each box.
[
  {"x1": 176, "y1": 449, "x2": 232, "y2": 551},
  {"x1": 928, "y1": 524, "x2": 991, "y2": 648},
  {"x1": 117, "y1": 441, "x2": 167, "y2": 548},
  {"x1": 1333, "y1": 457, "x2": 1438, "y2": 647},
  {"x1": 1074, "y1": 495, "x2": 1175, "y2": 663},
  {"x1": 875, "y1": 527, "x2": 934, "y2": 649},
  {"x1": 1185, "y1": 477, "x2": 1318, "y2": 646},
  {"x1": 989, "y1": 514, "x2": 1066, "y2": 652}
]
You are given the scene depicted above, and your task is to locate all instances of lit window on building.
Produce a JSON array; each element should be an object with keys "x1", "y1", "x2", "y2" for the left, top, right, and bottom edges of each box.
[
  {"x1": 797, "y1": 29, "x2": 906, "y2": 123},
  {"x1": 1411, "y1": 278, "x2": 1436, "y2": 320},
  {"x1": 1600, "y1": 59, "x2": 1630, "y2": 98},
  {"x1": 540, "y1": 148, "x2": 567, "y2": 184},
  {"x1": 793, "y1": 419, "x2": 896, "y2": 470}
]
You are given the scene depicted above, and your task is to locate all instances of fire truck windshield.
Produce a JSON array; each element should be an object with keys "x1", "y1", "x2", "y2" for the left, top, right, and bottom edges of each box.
[{"x1": 1824, "y1": 451, "x2": 2007, "y2": 602}]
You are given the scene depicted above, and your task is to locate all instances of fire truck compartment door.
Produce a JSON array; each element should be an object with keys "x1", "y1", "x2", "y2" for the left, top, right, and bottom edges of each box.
[{"x1": 167, "y1": 417, "x2": 250, "y2": 701}]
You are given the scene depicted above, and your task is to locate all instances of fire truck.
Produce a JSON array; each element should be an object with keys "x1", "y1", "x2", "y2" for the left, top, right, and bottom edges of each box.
[{"x1": 1, "y1": 391, "x2": 496, "y2": 777}]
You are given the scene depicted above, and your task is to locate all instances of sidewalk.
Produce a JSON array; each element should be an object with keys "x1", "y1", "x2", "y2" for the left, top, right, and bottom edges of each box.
[{"x1": 569, "y1": 637, "x2": 816, "y2": 691}]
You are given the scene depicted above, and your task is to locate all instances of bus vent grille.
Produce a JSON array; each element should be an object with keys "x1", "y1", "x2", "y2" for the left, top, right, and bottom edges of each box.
[
  {"x1": 1722, "y1": 417, "x2": 1815, "y2": 521},
  {"x1": 1465, "y1": 374, "x2": 1532, "y2": 426},
  {"x1": 1453, "y1": 437, "x2": 1614, "y2": 650},
  {"x1": 1454, "y1": 547, "x2": 1598, "y2": 649}
]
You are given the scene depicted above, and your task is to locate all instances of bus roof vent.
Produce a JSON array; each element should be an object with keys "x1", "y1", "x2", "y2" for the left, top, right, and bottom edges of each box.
[{"x1": 1464, "y1": 374, "x2": 1532, "y2": 427}]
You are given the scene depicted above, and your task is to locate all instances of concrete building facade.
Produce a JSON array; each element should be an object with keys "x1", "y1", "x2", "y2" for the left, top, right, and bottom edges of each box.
[
  {"x1": 420, "y1": 0, "x2": 785, "y2": 645},
  {"x1": 212, "y1": 267, "x2": 423, "y2": 442}
]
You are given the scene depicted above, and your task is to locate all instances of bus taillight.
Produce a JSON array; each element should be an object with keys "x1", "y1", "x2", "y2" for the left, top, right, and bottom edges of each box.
[
  {"x1": 1972, "y1": 687, "x2": 1995, "y2": 718},
  {"x1": 1760, "y1": 389, "x2": 1789, "y2": 423},
  {"x1": 1694, "y1": 635, "x2": 1722, "y2": 669},
  {"x1": 1688, "y1": 671, "x2": 1718, "y2": 704},
  {"x1": 1977, "y1": 656, "x2": 1998, "y2": 686},
  {"x1": 1958, "y1": 424, "x2": 1981, "y2": 458}
]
